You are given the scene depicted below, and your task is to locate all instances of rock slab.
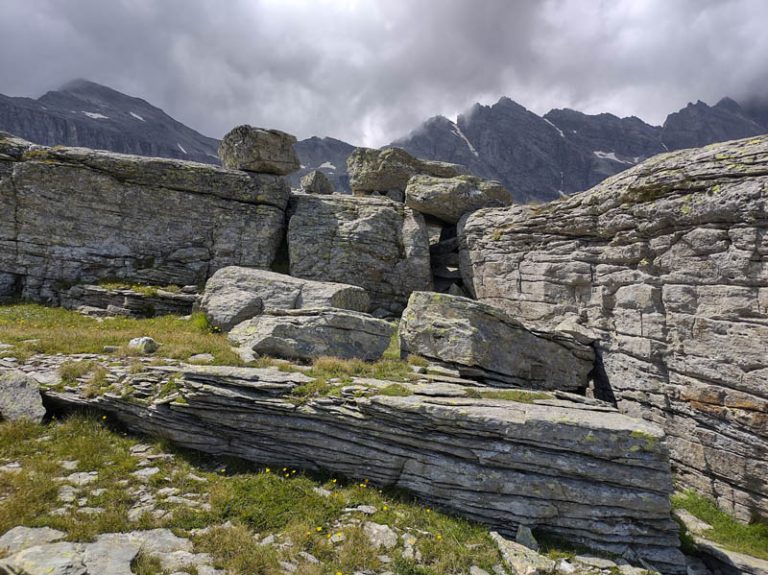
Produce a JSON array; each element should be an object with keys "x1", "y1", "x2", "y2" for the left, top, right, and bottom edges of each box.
[
  {"x1": 228, "y1": 308, "x2": 395, "y2": 361},
  {"x1": 200, "y1": 266, "x2": 370, "y2": 331},
  {"x1": 405, "y1": 174, "x2": 513, "y2": 224},
  {"x1": 218, "y1": 125, "x2": 300, "y2": 175},
  {"x1": 0, "y1": 369, "x2": 46, "y2": 422},
  {"x1": 459, "y1": 134, "x2": 768, "y2": 521},
  {"x1": 399, "y1": 292, "x2": 594, "y2": 390}
]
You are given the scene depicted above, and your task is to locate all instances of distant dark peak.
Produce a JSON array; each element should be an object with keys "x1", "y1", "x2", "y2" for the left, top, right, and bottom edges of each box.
[
  {"x1": 493, "y1": 96, "x2": 527, "y2": 113},
  {"x1": 59, "y1": 78, "x2": 108, "y2": 92},
  {"x1": 715, "y1": 97, "x2": 743, "y2": 113}
]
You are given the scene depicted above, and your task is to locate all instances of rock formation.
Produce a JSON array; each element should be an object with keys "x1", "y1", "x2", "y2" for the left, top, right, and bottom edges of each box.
[
  {"x1": 229, "y1": 308, "x2": 395, "y2": 361},
  {"x1": 0, "y1": 132, "x2": 289, "y2": 301},
  {"x1": 399, "y1": 292, "x2": 594, "y2": 390},
  {"x1": 200, "y1": 266, "x2": 370, "y2": 331},
  {"x1": 287, "y1": 193, "x2": 432, "y2": 315},
  {"x1": 300, "y1": 169, "x2": 335, "y2": 194},
  {"x1": 218, "y1": 125, "x2": 300, "y2": 175},
  {"x1": 0, "y1": 369, "x2": 45, "y2": 422},
  {"x1": 35, "y1": 361, "x2": 686, "y2": 573},
  {"x1": 459, "y1": 134, "x2": 768, "y2": 522}
]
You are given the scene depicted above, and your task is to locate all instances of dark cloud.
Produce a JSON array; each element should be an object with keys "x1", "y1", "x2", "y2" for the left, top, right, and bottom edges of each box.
[{"x1": 1, "y1": 0, "x2": 766, "y2": 146}]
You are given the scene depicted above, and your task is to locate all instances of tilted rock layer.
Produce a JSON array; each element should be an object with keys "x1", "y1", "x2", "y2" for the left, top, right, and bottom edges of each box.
[
  {"x1": 39, "y1": 363, "x2": 685, "y2": 572},
  {"x1": 459, "y1": 135, "x2": 768, "y2": 522},
  {"x1": 0, "y1": 133, "x2": 289, "y2": 301}
]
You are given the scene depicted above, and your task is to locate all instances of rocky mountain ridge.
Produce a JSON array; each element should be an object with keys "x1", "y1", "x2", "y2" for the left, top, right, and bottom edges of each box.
[{"x1": 2, "y1": 80, "x2": 767, "y2": 201}]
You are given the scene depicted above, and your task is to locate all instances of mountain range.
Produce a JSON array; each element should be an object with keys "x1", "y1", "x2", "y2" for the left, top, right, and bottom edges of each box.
[{"x1": 1, "y1": 79, "x2": 766, "y2": 202}]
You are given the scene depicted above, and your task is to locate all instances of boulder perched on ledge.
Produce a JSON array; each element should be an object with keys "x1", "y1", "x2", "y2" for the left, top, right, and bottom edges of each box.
[
  {"x1": 228, "y1": 308, "x2": 395, "y2": 361},
  {"x1": 399, "y1": 292, "x2": 595, "y2": 390},
  {"x1": 405, "y1": 174, "x2": 513, "y2": 224},
  {"x1": 39, "y1": 363, "x2": 686, "y2": 573},
  {"x1": 218, "y1": 125, "x2": 300, "y2": 175},
  {"x1": 200, "y1": 267, "x2": 370, "y2": 331}
]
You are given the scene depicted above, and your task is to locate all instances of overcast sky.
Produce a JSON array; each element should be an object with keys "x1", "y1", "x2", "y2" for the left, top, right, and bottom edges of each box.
[{"x1": 1, "y1": 0, "x2": 766, "y2": 147}]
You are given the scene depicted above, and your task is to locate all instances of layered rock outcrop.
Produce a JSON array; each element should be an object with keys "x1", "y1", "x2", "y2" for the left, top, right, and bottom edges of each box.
[
  {"x1": 0, "y1": 133, "x2": 289, "y2": 301},
  {"x1": 37, "y1": 362, "x2": 686, "y2": 572},
  {"x1": 288, "y1": 193, "x2": 432, "y2": 314},
  {"x1": 459, "y1": 135, "x2": 768, "y2": 522}
]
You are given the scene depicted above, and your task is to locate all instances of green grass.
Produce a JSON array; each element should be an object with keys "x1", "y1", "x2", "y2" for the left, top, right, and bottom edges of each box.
[
  {"x1": 464, "y1": 389, "x2": 552, "y2": 403},
  {"x1": 672, "y1": 490, "x2": 768, "y2": 560},
  {"x1": 0, "y1": 303, "x2": 242, "y2": 365},
  {"x1": 0, "y1": 414, "x2": 505, "y2": 574}
]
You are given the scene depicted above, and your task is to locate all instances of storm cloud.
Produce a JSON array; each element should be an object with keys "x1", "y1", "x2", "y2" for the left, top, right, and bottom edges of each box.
[{"x1": 1, "y1": 0, "x2": 766, "y2": 146}]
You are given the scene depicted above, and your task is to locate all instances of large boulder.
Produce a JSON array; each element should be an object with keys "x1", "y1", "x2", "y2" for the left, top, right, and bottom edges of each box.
[
  {"x1": 405, "y1": 174, "x2": 513, "y2": 224},
  {"x1": 0, "y1": 134, "x2": 289, "y2": 301},
  {"x1": 0, "y1": 369, "x2": 46, "y2": 422},
  {"x1": 200, "y1": 267, "x2": 370, "y2": 331},
  {"x1": 228, "y1": 308, "x2": 395, "y2": 362},
  {"x1": 288, "y1": 193, "x2": 432, "y2": 314},
  {"x1": 459, "y1": 134, "x2": 768, "y2": 521},
  {"x1": 347, "y1": 147, "x2": 467, "y2": 200},
  {"x1": 218, "y1": 125, "x2": 300, "y2": 175},
  {"x1": 399, "y1": 292, "x2": 594, "y2": 390},
  {"x1": 300, "y1": 170, "x2": 335, "y2": 194}
]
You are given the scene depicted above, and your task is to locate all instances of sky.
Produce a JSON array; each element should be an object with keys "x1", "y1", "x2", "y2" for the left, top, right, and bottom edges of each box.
[{"x1": 1, "y1": 0, "x2": 766, "y2": 147}]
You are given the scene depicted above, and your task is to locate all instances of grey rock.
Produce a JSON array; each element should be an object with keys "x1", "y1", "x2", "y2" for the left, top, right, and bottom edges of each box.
[
  {"x1": 2, "y1": 542, "x2": 87, "y2": 575},
  {"x1": 218, "y1": 125, "x2": 300, "y2": 175},
  {"x1": 0, "y1": 369, "x2": 45, "y2": 422},
  {"x1": 459, "y1": 134, "x2": 768, "y2": 522},
  {"x1": 347, "y1": 146, "x2": 467, "y2": 198},
  {"x1": 0, "y1": 526, "x2": 65, "y2": 555},
  {"x1": 288, "y1": 193, "x2": 432, "y2": 311},
  {"x1": 399, "y1": 292, "x2": 594, "y2": 390},
  {"x1": 405, "y1": 174, "x2": 512, "y2": 224},
  {"x1": 228, "y1": 308, "x2": 395, "y2": 362},
  {"x1": 515, "y1": 524, "x2": 539, "y2": 551},
  {"x1": 200, "y1": 266, "x2": 369, "y2": 331},
  {"x1": 64, "y1": 471, "x2": 98, "y2": 486},
  {"x1": 300, "y1": 169, "x2": 335, "y2": 194},
  {"x1": 490, "y1": 532, "x2": 555, "y2": 575},
  {"x1": 127, "y1": 337, "x2": 158, "y2": 354},
  {"x1": 188, "y1": 353, "x2": 215, "y2": 364},
  {"x1": 43, "y1": 363, "x2": 686, "y2": 573},
  {"x1": 60, "y1": 284, "x2": 197, "y2": 319},
  {"x1": 0, "y1": 134, "x2": 288, "y2": 301},
  {"x1": 363, "y1": 522, "x2": 398, "y2": 550}
]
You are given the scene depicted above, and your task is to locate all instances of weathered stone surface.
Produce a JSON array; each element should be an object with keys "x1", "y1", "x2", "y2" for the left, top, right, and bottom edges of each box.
[
  {"x1": 347, "y1": 147, "x2": 468, "y2": 200},
  {"x1": 60, "y1": 284, "x2": 198, "y2": 318},
  {"x1": 491, "y1": 532, "x2": 554, "y2": 575},
  {"x1": 405, "y1": 174, "x2": 513, "y2": 224},
  {"x1": 41, "y1": 363, "x2": 685, "y2": 573},
  {"x1": 127, "y1": 337, "x2": 158, "y2": 355},
  {"x1": 0, "y1": 369, "x2": 45, "y2": 422},
  {"x1": 0, "y1": 134, "x2": 288, "y2": 302},
  {"x1": 0, "y1": 526, "x2": 65, "y2": 555},
  {"x1": 459, "y1": 134, "x2": 768, "y2": 521},
  {"x1": 399, "y1": 292, "x2": 594, "y2": 390},
  {"x1": 228, "y1": 308, "x2": 395, "y2": 361},
  {"x1": 218, "y1": 125, "x2": 300, "y2": 175},
  {"x1": 300, "y1": 169, "x2": 334, "y2": 194},
  {"x1": 288, "y1": 193, "x2": 432, "y2": 313},
  {"x1": 200, "y1": 266, "x2": 370, "y2": 331}
]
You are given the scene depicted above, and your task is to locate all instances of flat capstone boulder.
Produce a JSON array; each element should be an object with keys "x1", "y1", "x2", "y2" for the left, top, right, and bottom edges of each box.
[
  {"x1": 0, "y1": 369, "x2": 46, "y2": 422},
  {"x1": 200, "y1": 267, "x2": 370, "y2": 331},
  {"x1": 399, "y1": 292, "x2": 594, "y2": 390},
  {"x1": 218, "y1": 125, "x2": 300, "y2": 175},
  {"x1": 405, "y1": 174, "x2": 513, "y2": 224},
  {"x1": 228, "y1": 308, "x2": 395, "y2": 362}
]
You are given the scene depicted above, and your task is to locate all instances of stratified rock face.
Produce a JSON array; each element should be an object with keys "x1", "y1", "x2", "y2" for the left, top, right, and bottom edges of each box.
[
  {"x1": 459, "y1": 135, "x2": 768, "y2": 522},
  {"x1": 42, "y1": 364, "x2": 686, "y2": 573},
  {"x1": 229, "y1": 308, "x2": 395, "y2": 361},
  {"x1": 300, "y1": 169, "x2": 335, "y2": 194},
  {"x1": 0, "y1": 133, "x2": 289, "y2": 301},
  {"x1": 0, "y1": 370, "x2": 45, "y2": 422},
  {"x1": 347, "y1": 147, "x2": 467, "y2": 199},
  {"x1": 288, "y1": 193, "x2": 432, "y2": 314},
  {"x1": 218, "y1": 125, "x2": 300, "y2": 175},
  {"x1": 405, "y1": 174, "x2": 513, "y2": 224},
  {"x1": 399, "y1": 292, "x2": 594, "y2": 390},
  {"x1": 201, "y1": 267, "x2": 370, "y2": 331}
]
